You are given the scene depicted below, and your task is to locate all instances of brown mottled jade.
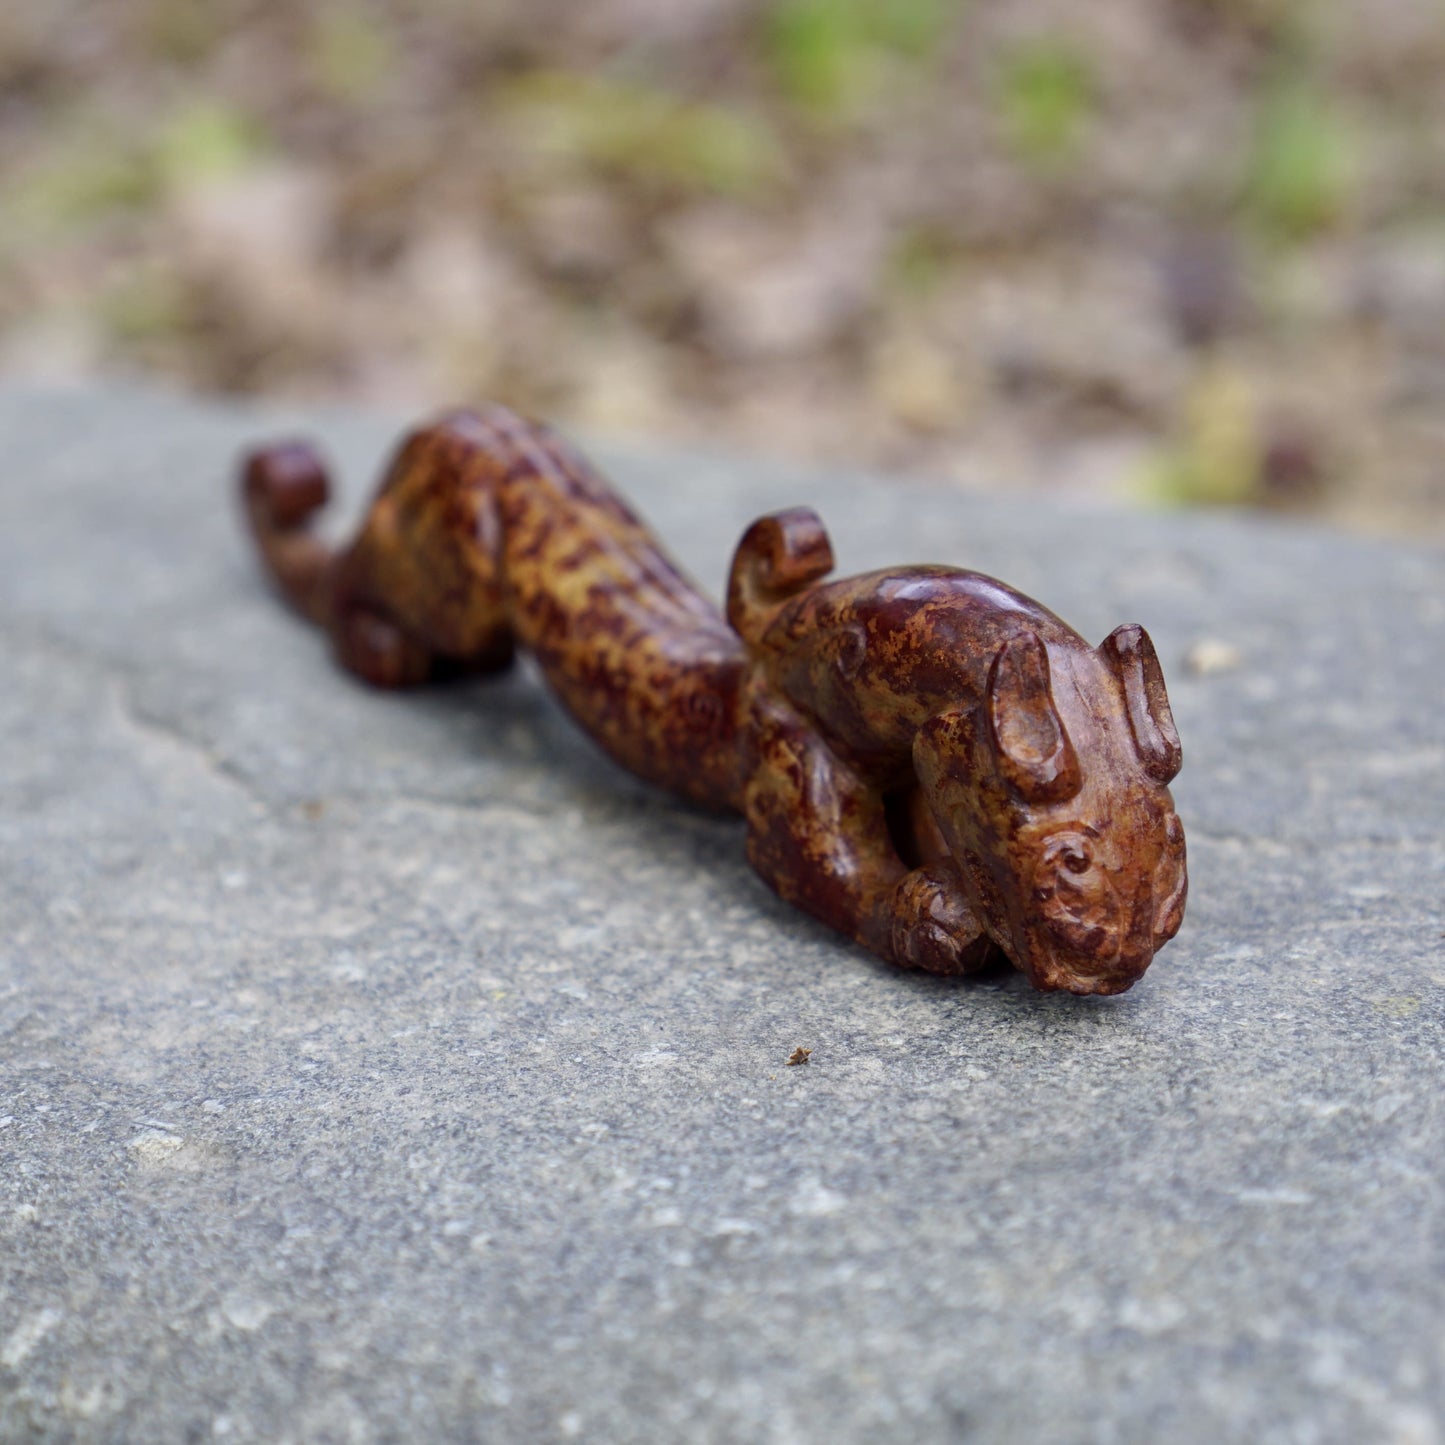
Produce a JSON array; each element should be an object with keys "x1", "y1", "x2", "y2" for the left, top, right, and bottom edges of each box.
[{"x1": 242, "y1": 407, "x2": 1187, "y2": 996}]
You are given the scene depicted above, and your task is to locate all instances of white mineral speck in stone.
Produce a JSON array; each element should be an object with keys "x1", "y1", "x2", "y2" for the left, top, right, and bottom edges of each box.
[
  {"x1": 1, "y1": 1308, "x2": 62, "y2": 1369},
  {"x1": 221, "y1": 1294, "x2": 274, "y2": 1332},
  {"x1": 128, "y1": 1129, "x2": 184, "y2": 1161},
  {"x1": 787, "y1": 1178, "x2": 848, "y2": 1217}
]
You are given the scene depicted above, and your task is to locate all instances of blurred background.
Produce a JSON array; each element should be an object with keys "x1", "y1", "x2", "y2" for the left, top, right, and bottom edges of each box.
[{"x1": 2, "y1": 0, "x2": 1444, "y2": 538}]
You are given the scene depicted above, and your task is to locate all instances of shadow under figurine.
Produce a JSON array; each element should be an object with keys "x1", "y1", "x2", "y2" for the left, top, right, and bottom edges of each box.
[{"x1": 241, "y1": 407, "x2": 1187, "y2": 996}]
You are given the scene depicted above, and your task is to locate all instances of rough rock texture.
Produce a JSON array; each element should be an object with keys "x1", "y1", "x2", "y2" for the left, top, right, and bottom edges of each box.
[{"x1": 1, "y1": 385, "x2": 1443, "y2": 1445}]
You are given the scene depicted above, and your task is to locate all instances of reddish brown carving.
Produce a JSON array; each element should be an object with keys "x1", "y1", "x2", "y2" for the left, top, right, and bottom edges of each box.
[{"x1": 242, "y1": 407, "x2": 1187, "y2": 995}]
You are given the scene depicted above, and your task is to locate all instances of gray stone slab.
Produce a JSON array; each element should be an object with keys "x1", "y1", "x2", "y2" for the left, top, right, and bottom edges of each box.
[{"x1": 1, "y1": 384, "x2": 1443, "y2": 1444}]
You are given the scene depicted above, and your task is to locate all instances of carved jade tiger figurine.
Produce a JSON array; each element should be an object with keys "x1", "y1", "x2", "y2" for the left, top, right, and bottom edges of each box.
[{"x1": 241, "y1": 406, "x2": 1187, "y2": 995}]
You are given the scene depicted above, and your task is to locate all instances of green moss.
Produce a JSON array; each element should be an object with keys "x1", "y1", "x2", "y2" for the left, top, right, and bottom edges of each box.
[
  {"x1": 501, "y1": 73, "x2": 782, "y2": 198},
  {"x1": 1138, "y1": 364, "x2": 1262, "y2": 508},
  {"x1": 1243, "y1": 72, "x2": 1354, "y2": 239},
  {"x1": 5, "y1": 137, "x2": 155, "y2": 233},
  {"x1": 152, "y1": 100, "x2": 266, "y2": 188},
  {"x1": 2, "y1": 99, "x2": 267, "y2": 242},
  {"x1": 762, "y1": 0, "x2": 959, "y2": 120},
  {"x1": 993, "y1": 38, "x2": 1094, "y2": 168}
]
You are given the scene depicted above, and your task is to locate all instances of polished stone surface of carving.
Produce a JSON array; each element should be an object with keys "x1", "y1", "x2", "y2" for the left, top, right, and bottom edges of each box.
[{"x1": 243, "y1": 407, "x2": 1186, "y2": 994}]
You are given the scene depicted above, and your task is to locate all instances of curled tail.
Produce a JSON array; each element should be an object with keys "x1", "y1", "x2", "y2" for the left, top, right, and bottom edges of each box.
[
  {"x1": 242, "y1": 441, "x2": 334, "y2": 627},
  {"x1": 725, "y1": 507, "x2": 835, "y2": 647}
]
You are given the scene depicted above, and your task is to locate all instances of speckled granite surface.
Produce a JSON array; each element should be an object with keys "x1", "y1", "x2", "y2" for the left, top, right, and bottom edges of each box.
[{"x1": 2, "y1": 386, "x2": 1443, "y2": 1444}]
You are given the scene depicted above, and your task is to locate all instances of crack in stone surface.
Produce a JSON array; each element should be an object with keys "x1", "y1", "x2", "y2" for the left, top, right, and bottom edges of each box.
[
  {"x1": 108, "y1": 678, "x2": 274, "y2": 818},
  {"x1": 0, "y1": 612, "x2": 573, "y2": 825}
]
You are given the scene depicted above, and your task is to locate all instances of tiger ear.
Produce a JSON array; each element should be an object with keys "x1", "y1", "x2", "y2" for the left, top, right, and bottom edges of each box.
[
  {"x1": 1100, "y1": 624, "x2": 1182, "y2": 784},
  {"x1": 986, "y1": 632, "x2": 1081, "y2": 804}
]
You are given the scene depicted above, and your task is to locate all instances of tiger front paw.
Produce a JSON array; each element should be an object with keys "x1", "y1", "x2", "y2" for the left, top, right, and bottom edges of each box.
[{"x1": 880, "y1": 864, "x2": 996, "y2": 976}]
